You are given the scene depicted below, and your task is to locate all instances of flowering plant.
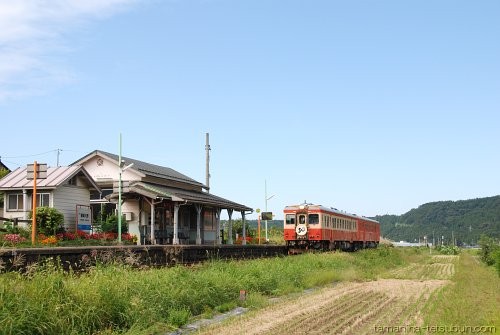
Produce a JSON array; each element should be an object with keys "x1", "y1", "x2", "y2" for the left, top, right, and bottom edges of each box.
[
  {"x1": 2, "y1": 234, "x2": 27, "y2": 245},
  {"x1": 40, "y1": 236, "x2": 58, "y2": 245}
]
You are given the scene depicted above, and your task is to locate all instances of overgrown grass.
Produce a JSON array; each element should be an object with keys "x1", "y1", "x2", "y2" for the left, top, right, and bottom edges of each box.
[
  {"x1": 422, "y1": 251, "x2": 500, "y2": 330},
  {"x1": 0, "y1": 246, "x2": 405, "y2": 335}
]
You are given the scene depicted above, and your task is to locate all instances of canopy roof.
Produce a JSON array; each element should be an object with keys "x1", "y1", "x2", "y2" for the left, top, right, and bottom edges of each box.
[{"x1": 112, "y1": 181, "x2": 252, "y2": 212}]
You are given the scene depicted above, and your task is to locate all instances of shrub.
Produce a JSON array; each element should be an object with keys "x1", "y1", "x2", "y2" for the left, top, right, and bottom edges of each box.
[
  {"x1": 436, "y1": 245, "x2": 460, "y2": 255},
  {"x1": 494, "y1": 249, "x2": 500, "y2": 277},
  {"x1": 29, "y1": 207, "x2": 64, "y2": 236},
  {"x1": 478, "y1": 234, "x2": 499, "y2": 266},
  {"x1": 100, "y1": 214, "x2": 128, "y2": 234}
]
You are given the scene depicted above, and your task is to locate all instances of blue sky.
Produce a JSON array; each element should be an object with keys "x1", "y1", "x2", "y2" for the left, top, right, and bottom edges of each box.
[{"x1": 1, "y1": 0, "x2": 499, "y2": 219}]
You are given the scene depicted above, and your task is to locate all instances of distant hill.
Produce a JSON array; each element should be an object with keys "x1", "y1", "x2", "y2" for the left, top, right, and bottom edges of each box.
[{"x1": 374, "y1": 196, "x2": 500, "y2": 245}]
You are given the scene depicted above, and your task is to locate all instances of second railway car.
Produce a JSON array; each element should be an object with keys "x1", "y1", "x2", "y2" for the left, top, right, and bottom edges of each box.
[{"x1": 284, "y1": 203, "x2": 380, "y2": 252}]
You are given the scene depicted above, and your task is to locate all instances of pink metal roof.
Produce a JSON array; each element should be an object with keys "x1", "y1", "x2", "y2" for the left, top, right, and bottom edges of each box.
[{"x1": 0, "y1": 166, "x2": 99, "y2": 190}]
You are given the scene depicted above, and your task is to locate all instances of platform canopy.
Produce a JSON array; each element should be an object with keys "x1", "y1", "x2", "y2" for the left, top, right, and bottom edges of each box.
[{"x1": 109, "y1": 181, "x2": 252, "y2": 212}]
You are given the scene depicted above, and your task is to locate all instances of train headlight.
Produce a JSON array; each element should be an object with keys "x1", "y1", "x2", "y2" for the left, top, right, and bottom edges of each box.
[{"x1": 295, "y1": 224, "x2": 308, "y2": 236}]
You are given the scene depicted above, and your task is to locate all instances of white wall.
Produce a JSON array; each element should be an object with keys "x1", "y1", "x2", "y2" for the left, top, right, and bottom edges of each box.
[
  {"x1": 81, "y1": 156, "x2": 142, "y2": 184},
  {"x1": 122, "y1": 199, "x2": 140, "y2": 238}
]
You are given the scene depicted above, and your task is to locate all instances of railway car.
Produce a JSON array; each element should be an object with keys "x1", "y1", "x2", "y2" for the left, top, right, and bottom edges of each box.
[{"x1": 284, "y1": 203, "x2": 380, "y2": 252}]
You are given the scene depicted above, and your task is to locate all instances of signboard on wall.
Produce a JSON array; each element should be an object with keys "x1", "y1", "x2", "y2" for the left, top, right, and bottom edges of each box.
[{"x1": 76, "y1": 205, "x2": 92, "y2": 233}]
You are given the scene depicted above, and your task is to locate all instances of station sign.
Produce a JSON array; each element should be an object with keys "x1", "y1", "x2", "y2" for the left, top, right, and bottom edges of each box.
[
  {"x1": 76, "y1": 205, "x2": 92, "y2": 233},
  {"x1": 261, "y1": 212, "x2": 273, "y2": 220},
  {"x1": 26, "y1": 163, "x2": 47, "y2": 180}
]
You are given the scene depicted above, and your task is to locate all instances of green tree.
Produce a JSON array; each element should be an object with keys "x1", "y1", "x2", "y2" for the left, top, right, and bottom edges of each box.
[
  {"x1": 29, "y1": 206, "x2": 65, "y2": 236},
  {"x1": 223, "y1": 219, "x2": 254, "y2": 240},
  {"x1": 478, "y1": 234, "x2": 499, "y2": 266},
  {"x1": 0, "y1": 168, "x2": 9, "y2": 208},
  {"x1": 100, "y1": 214, "x2": 128, "y2": 234}
]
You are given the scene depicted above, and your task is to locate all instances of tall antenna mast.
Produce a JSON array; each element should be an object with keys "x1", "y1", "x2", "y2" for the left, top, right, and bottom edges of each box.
[{"x1": 205, "y1": 133, "x2": 211, "y2": 193}]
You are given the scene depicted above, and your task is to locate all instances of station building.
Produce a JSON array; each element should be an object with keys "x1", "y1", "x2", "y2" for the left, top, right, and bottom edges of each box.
[
  {"x1": 0, "y1": 150, "x2": 252, "y2": 246},
  {"x1": 72, "y1": 150, "x2": 252, "y2": 245}
]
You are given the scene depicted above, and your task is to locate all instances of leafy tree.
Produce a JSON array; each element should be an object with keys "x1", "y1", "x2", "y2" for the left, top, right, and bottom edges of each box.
[
  {"x1": 29, "y1": 206, "x2": 64, "y2": 236},
  {"x1": 0, "y1": 168, "x2": 9, "y2": 208},
  {"x1": 99, "y1": 214, "x2": 128, "y2": 234},
  {"x1": 478, "y1": 234, "x2": 499, "y2": 266},
  {"x1": 222, "y1": 219, "x2": 255, "y2": 239}
]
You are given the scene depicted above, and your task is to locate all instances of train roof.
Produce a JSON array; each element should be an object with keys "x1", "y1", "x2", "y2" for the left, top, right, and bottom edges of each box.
[{"x1": 284, "y1": 204, "x2": 379, "y2": 224}]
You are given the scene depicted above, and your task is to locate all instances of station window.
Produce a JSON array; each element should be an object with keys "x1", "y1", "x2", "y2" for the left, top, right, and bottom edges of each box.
[
  {"x1": 7, "y1": 194, "x2": 23, "y2": 211},
  {"x1": 285, "y1": 214, "x2": 295, "y2": 225},
  {"x1": 37, "y1": 193, "x2": 50, "y2": 207},
  {"x1": 308, "y1": 214, "x2": 319, "y2": 224}
]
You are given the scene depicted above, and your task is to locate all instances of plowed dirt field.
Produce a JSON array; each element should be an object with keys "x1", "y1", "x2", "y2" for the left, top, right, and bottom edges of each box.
[{"x1": 194, "y1": 255, "x2": 457, "y2": 335}]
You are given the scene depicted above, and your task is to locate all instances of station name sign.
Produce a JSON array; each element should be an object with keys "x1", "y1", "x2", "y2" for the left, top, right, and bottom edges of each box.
[{"x1": 26, "y1": 163, "x2": 48, "y2": 180}]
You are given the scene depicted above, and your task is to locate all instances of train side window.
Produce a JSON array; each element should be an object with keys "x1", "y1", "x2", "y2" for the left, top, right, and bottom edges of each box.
[
  {"x1": 308, "y1": 214, "x2": 319, "y2": 224},
  {"x1": 285, "y1": 214, "x2": 295, "y2": 225}
]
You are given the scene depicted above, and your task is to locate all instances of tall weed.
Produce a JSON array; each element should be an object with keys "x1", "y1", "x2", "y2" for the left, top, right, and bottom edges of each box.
[{"x1": 0, "y1": 247, "x2": 407, "y2": 334}]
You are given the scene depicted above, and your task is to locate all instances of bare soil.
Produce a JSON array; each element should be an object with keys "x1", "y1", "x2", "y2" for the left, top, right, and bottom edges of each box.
[{"x1": 192, "y1": 256, "x2": 457, "y2": 335}]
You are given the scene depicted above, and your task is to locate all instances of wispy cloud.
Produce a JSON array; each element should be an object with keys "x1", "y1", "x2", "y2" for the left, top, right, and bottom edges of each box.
[{"x1": 0, "y1": 0, "x2": 137, "y2": 101}]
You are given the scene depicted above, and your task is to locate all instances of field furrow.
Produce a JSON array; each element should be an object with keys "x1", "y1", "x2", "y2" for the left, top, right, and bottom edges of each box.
[{"x1": 197, "y1": 279, "x2": 448, "y2": 335}]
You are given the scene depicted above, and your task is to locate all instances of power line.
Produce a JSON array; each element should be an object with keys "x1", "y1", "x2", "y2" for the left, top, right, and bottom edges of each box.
[{"x1": 2, "y1": 149, "x2": 59, "y2": 159}]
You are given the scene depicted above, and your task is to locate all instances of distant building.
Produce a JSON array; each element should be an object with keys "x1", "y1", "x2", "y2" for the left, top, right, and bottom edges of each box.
[
  {"x1": 392, "y1": 241, "x2": 432, "y2": 247},
  {"x1": 0, "y1": 166, "x2": 100, "y2": 231},
  {"x1": 72, "y1": 150, "x2": 252, "y2": 245}
]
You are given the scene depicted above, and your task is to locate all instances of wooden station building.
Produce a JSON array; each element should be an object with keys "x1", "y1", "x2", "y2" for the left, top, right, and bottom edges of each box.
[{"x1": 72, "y1": 150, "x2": 252, "y2": 246}]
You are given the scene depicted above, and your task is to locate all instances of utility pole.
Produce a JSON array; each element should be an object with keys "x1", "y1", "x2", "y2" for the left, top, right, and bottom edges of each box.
[
  {"x1": 205, "y1": 133, "x2": 210, "y2": 193},
  {"x1": 56, "y1": 149, "x2": 62, "y2": 167},
  {"x1": 118, "y1": 134, "x2": 122, "y2": 243}
]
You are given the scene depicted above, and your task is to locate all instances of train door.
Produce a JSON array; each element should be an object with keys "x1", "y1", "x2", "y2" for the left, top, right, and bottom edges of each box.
[{"x1": 296, "y1": 213, "x2": 308, "y2": 238}]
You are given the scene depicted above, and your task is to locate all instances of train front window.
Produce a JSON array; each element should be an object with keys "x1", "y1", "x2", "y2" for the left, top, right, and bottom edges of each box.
[
  {"x1": 299, "y1": 215, "x2": 306, "y2": 224},
  {"x1": 308, "y1": 214, "x2": 319, "y2": 224},
  {"x1": 286, "y1": 214, "x2": 295, "y2": 225}
]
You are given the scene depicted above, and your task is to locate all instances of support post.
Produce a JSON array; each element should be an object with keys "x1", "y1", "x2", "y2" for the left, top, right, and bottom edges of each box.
[
  {"x1": 173, "y1": 204, "x2": 180, "y2": 245},
  {"x1": 150, "y1": 199, "x2": 155, "y2": 244},
  {"x1": 22, "y1": 189, "x2": 28, "y2": 220},
  {"x1": 195, "y1": 204, "x2": 202, "y2": 245},
  {"x1": 216, "y1": 208, "x2": 221, "y2": 245},
  {"x1": 227, "y1": 209, "x2": 233, "y2": 245},
  {"x1": 241, "y1": 211, "x2": 246, "y2": 245}
]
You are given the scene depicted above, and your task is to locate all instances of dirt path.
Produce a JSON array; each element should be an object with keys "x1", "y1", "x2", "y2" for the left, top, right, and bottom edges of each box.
[{"x1": 193, "y1": 256, "x2": 457, "y2": 335}]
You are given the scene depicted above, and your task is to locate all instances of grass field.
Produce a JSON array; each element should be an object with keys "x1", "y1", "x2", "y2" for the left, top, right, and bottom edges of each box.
[{"x1": 0, "y1": 247, "x2": 498, "y2": 334}]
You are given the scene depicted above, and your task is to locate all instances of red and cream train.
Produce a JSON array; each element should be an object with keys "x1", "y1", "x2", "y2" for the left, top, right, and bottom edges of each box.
[{"x1": 283, "y1": 203, "x2": 380, "y2": 252}]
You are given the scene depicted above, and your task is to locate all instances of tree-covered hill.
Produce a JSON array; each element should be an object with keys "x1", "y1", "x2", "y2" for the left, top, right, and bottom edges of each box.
[{"x1": 374, "y1": 195, "x2": 500, "y2": 245}]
